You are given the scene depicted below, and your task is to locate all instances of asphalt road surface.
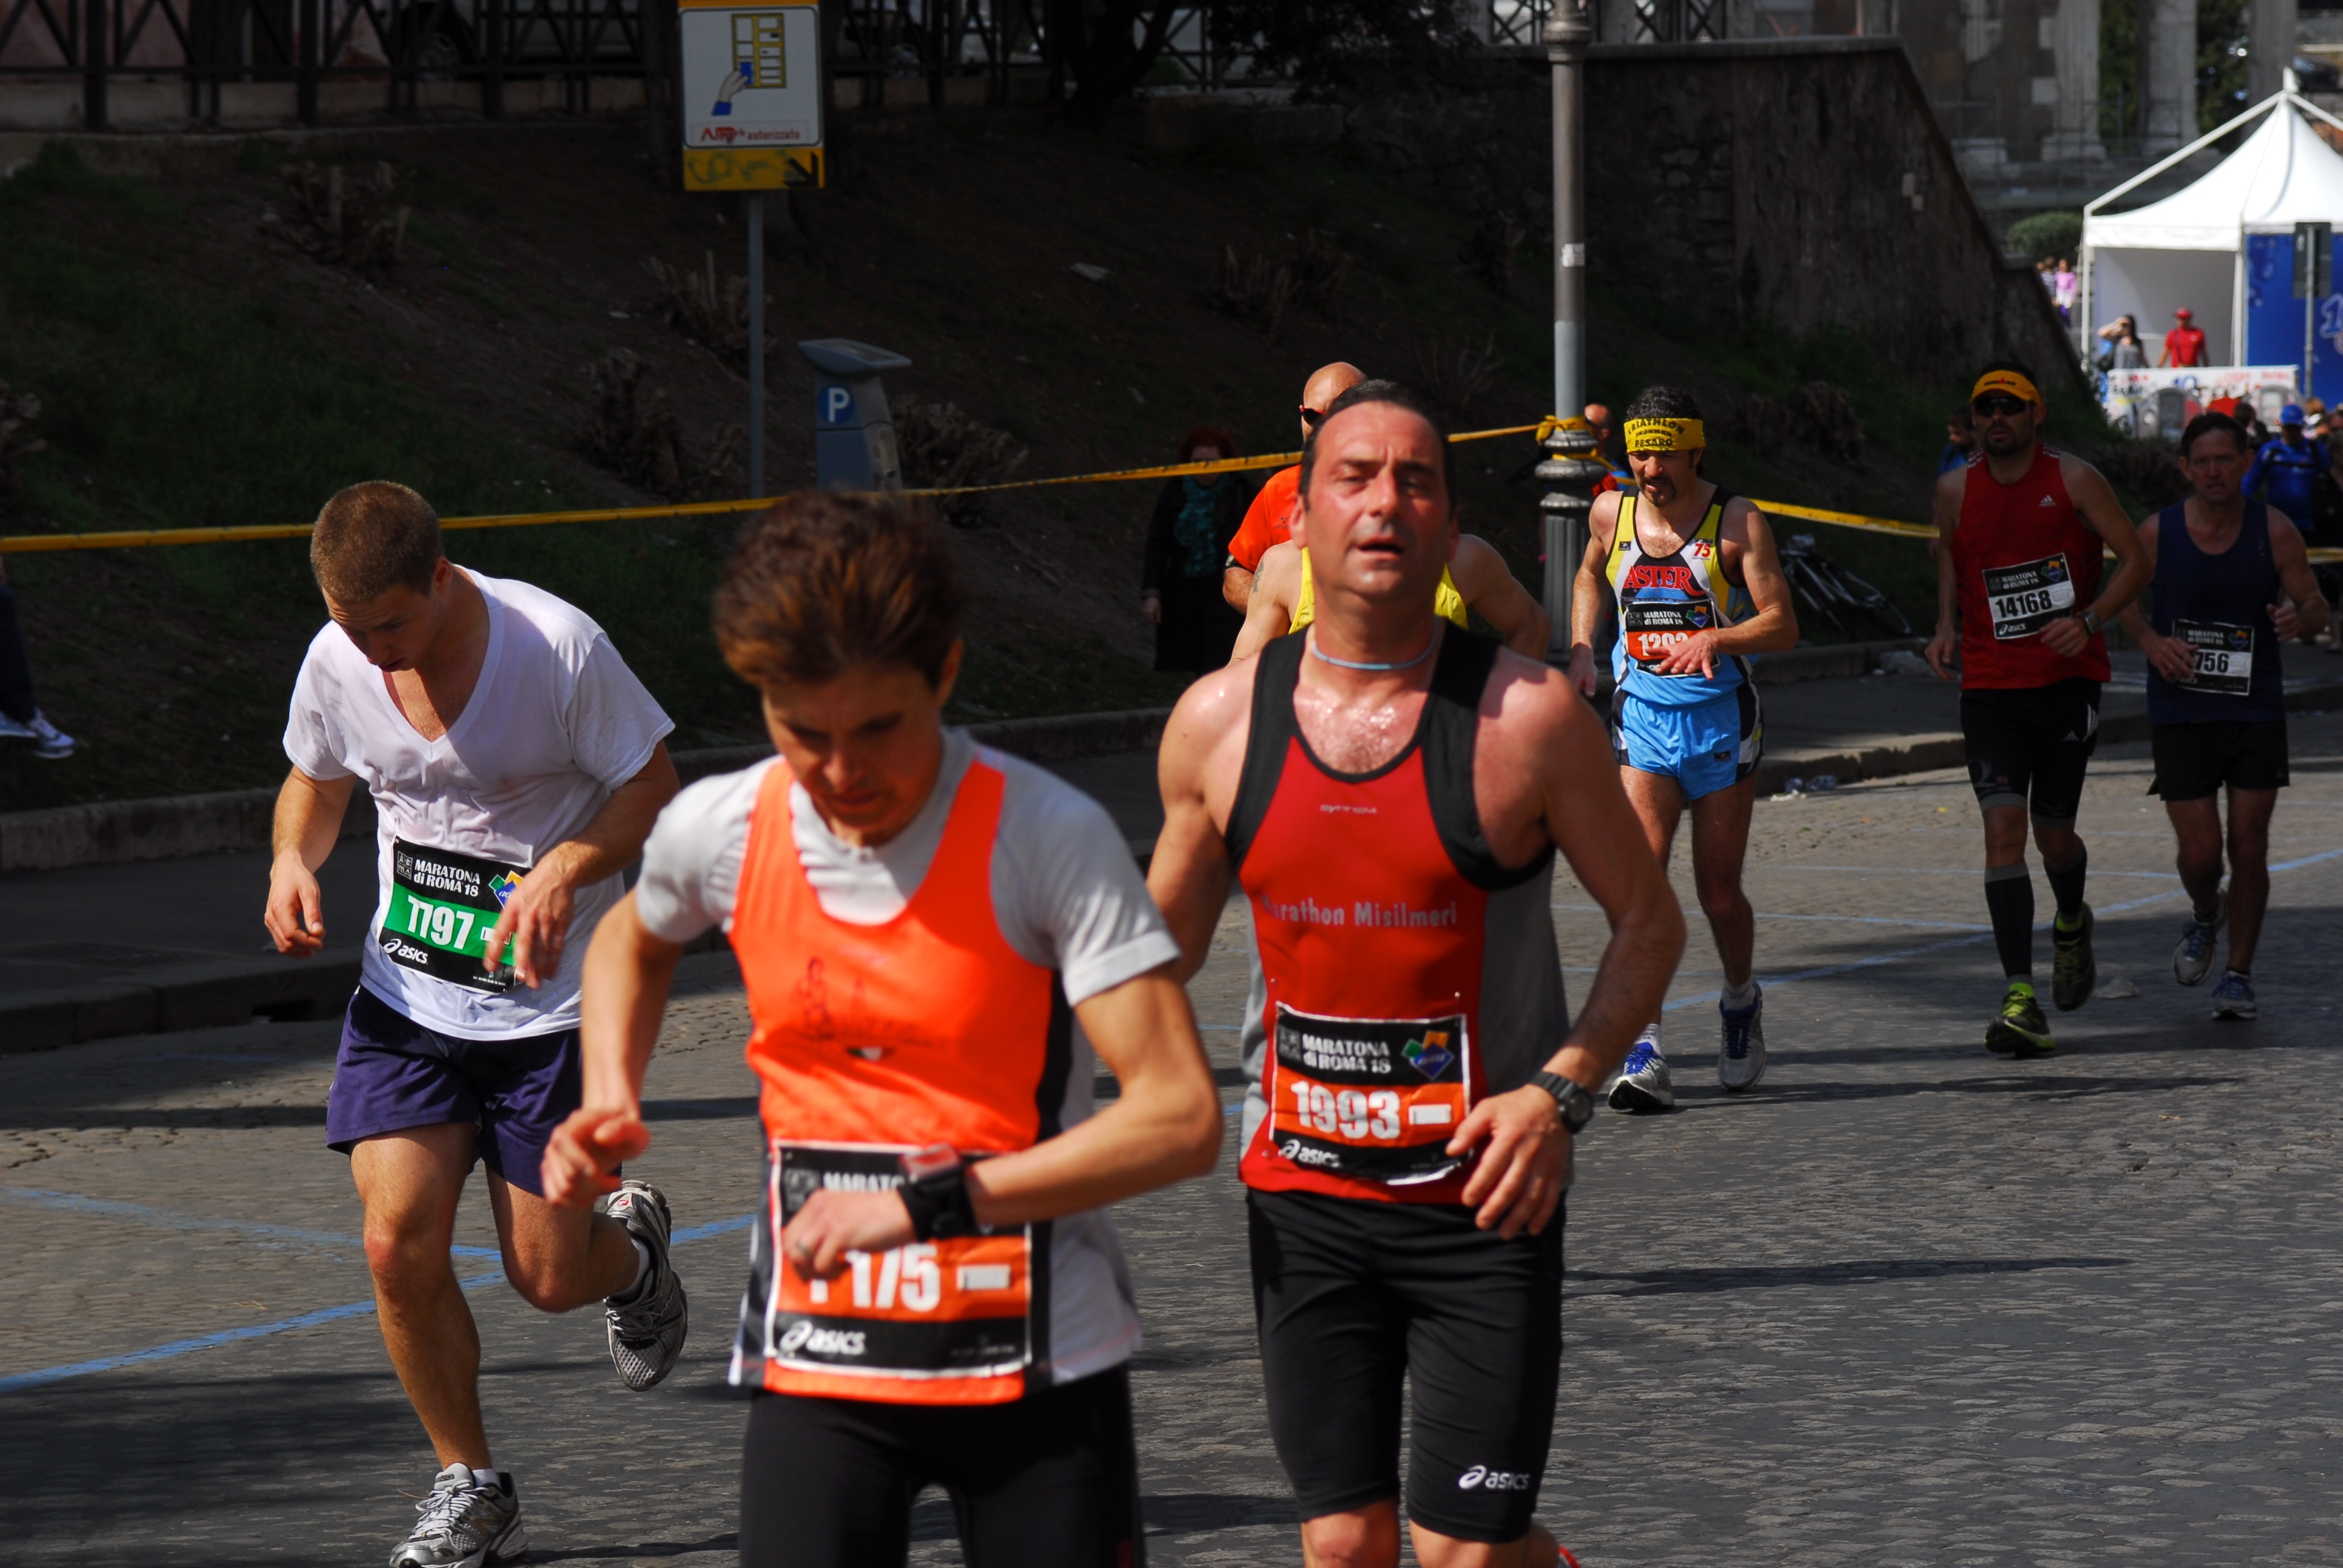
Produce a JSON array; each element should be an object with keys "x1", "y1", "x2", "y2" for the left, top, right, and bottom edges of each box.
[{"x1": 5, "y1": 716, "x2": 2342, "y2": 1567}]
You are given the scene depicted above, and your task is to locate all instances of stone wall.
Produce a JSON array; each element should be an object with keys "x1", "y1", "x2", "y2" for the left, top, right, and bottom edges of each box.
[{"x1": 1582, "y1": 38, "x2": 2085, "y2": 397}]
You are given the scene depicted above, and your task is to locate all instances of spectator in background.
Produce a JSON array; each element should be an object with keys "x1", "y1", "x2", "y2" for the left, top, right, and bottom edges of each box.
[
  {"x1": 1142, "y1": 426, "x2": 1252, "y2": 675},
  {"x1": 2054, "y1": 260, "x2": 2079, "y2": 324},
  {"x1": 1939, "y1": 407, "x2": 1978, "y2": 473},
  {"x1": 2161, "y1": 307, "x2": 2208, "y2": 368},
  {"x1": 2245, "y1": 403, "x2": 2343, "y2": 538},
  {"x1": 2098, "y1": 315, "x2": 2148, "y2": 368},
  {"x1": 0, "y1": 557, "x2": 74, "y2": 759},
  {"x1": 1586, "y1": 401, "x2": 1631, "y2": 494}
]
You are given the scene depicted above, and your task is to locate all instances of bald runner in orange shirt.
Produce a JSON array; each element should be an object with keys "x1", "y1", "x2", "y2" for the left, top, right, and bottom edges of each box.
[{"x1": 1223, "y1": 362, "x2": 1366, "y2": 612}]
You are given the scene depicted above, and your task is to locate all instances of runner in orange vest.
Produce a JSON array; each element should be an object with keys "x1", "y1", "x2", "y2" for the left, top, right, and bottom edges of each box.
[
  {"x1": 1223, "y1": 361, "x2": 1366, "y2": 611},
  {"x1": 1150, "y1": 381, "x2": 1685, "y2": 1568},
  {"x1": 542, "y1": 494, "x2": 1224, "y2": 1568}
]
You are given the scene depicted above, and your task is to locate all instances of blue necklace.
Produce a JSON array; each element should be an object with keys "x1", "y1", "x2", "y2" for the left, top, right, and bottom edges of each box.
[{"x1": 1308, "y1": 630, "x2": 1437, "y2": 673}]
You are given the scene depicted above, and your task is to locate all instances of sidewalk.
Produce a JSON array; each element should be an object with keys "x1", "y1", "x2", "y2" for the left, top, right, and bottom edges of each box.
[{"x1": 5, "y1": 651, "x2": 2339, "y2": 1050}]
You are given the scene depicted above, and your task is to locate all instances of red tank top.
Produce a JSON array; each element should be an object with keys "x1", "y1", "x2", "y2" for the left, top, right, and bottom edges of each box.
[
  {"x1": 1227, "y1": 631, "x2": 1555, "y2": 1206},
  {"x1": 727, "y1": 757, "x2": 1066, "y2": 1405},
  {"x1": 1950, "y1": 445, "x2": 2110, "y2": 688}
]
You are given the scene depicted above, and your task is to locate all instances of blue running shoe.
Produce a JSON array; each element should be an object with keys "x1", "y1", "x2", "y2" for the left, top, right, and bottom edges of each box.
[
  {"x1": 2172, "y1": 895, "x2": 2225, "y2": 988},
  {"x1": 2210, "y1": 972, "x2": 2256, "y2": 1021},
  {"x1": 1718, "y1": 985, "x2": 1766, "y2": 1093},
  {"x1": 1608, "y1": 1034, "x2": 1674, "y2": 1113}
]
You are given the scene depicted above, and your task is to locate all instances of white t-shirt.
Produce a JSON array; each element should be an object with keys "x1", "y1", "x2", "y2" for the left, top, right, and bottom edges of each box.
[
  {"x1": 636, "y1": 728, "x2": 1180, "y2": 1386},
  {"x1": 284, "y1": 570, "x2": 674, "y2": 1040}
]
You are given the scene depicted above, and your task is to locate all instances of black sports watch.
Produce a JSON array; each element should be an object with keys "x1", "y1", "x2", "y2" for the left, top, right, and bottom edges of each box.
[
  {"x1": 1529, "y1": 1070, "x2": 1597, "y2": 1135},
  {"x1": 897, "y1": 1145, "x2": 981, "y2": 1240}
]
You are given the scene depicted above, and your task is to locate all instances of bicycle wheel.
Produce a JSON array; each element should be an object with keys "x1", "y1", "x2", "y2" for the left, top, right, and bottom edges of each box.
[{"x1": 1829, "y1": 566, "x2": 1914, "y2": 636}]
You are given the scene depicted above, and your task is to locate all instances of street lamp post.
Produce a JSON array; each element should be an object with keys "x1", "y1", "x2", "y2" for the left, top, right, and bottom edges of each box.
[{"x1": 1539, "y1": 0, "x2": 1607, "y2": 666}]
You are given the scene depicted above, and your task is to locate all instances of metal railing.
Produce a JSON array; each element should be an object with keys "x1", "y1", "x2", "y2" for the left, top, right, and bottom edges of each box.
[{"x1": 0, "y1": 0, "x2": 644, "y2": 126}]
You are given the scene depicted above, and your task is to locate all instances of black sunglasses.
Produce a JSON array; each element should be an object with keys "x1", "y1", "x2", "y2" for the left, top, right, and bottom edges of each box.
[
  {"x1": 1300, "y1": 406, "x2": 1326, "y2": 427},
  {"x1": 1971, "y1": 394, "x2": 2030, "y2": 417}
]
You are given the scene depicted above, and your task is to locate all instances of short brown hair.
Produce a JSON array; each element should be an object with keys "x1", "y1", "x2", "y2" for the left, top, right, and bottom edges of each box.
[
  {"x1": 715, "y1": 492, "x2": 966, "y2": 691},
  {"x1": 311, "y1": 482, "x2": 443, "y2": 603}
]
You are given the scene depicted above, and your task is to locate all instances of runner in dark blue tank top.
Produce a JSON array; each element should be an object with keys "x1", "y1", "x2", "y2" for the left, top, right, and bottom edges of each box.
[{"x1": 2118, "y1": 412, "x2": 2330, "y2": 1021}]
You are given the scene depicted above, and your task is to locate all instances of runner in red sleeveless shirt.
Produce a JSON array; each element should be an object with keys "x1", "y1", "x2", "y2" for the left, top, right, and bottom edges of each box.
[
  {"x1": 1152, "y1": 380, "x2": 1684, "y2": 1568},
  {"x1": 542, "y1": 494, "x2": 1222, "y2": 1568},
  {"x1": 1924, "y1": 360, "x2": 2148, "y2": 1055}
]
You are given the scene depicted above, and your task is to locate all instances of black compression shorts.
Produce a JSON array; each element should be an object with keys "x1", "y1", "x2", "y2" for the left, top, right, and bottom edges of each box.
[
  {"x1": 1247, "y1": 1187, "x2": 1564, "y2": 1545},
  {"x1": 1961, "y1": 678, "x2": 2102, "y2": 826},
  {"x1": 737, "y1": 1365, "x2": 1144, "y2": 1568},
  {"x1": 2150, "y1": 719, "x2": 2290, "y2": 800}
]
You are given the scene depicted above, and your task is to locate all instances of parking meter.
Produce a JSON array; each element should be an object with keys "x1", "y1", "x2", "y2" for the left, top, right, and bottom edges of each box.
[{"x1": 798, "y1": 338, "x2": 911, "y2": 491}]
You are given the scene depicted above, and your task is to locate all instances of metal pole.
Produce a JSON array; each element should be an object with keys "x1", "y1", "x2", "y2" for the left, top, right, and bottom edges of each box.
[
  {"x1": 1539, "y1": 0, "x2": 1605, "y2": 666},
  {"x1": 747, "y1": 191, "x2": 767, "y2": 500},
  {"x1": 82, "y1": 0, "x2": 107, "y2": 130}
]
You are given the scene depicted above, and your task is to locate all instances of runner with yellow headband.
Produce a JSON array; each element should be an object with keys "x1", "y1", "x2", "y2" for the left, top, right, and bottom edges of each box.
[
  {"x1": 1924, "y1": 356, "x2": 2149, "y2": 1056},
  {"x1": 1568, "y1": 386, "x2": 1801, "y2": 1110}
]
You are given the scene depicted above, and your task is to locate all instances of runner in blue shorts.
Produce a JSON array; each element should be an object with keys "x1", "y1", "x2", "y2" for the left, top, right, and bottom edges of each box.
[
  {"x1": 262, "y1": 482, "x2": 688, "y2": 1568},
  {"x1": 1568, "y1": 388, "x2": 1800, "y2": 1111}
]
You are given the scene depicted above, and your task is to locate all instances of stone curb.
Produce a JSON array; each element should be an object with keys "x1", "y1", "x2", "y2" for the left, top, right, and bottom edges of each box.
[{"x1": 1, "y1": 952, "x2": 365, "y2": 1053}]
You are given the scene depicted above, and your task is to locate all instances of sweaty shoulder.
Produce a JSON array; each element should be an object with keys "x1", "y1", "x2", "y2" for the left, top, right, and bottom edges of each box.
[{"x1": 985, "y1": 746, "x2": 1178, "y2": 1005}]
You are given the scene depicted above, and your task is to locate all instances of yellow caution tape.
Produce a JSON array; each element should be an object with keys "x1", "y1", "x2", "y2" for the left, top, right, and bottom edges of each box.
[
  {"x1": 0, "y1": 423, "x2": 1546, "y2": 554},
  {"x1": 1749, "y1": 499, "x2": 1936, "y2": 540}
]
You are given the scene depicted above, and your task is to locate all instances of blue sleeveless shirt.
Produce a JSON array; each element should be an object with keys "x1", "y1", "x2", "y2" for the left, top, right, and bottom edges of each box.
[{"x1": 2145, "y1": 501, "x2": 2284, "y2": 725}]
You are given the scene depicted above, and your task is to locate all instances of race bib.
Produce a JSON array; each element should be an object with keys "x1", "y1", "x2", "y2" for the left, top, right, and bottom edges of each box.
[
  {"x1": 759, "y1": 1143, "x2": 1031, "y2": 1383},
  {"x1": 383, "y1": 839, "x2": 526, "y2": 994},
  {"x1": 1622, "y1": 599, "x2": 1714, "y2": 673},
  {"x1": 2172, "y1": 619, "x2": 2254, "y2": 696},
  {"x1": 1984, "y1": 555, "x2": 2077, "y2": 640},
  {"x1": 1265, "y1": 1005, "x2": 1472, "y2": 1185}
]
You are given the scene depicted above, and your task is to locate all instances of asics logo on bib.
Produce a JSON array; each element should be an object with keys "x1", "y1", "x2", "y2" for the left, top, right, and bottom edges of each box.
[
  {"x1": 777, "y1": 1321, "x2": 868, "y2": 1358},
  {"x1": 1457, "y1": 1465, "x2": 1533, "y2": 1491},
  {"x1": 1279, "y1": 1138, "x2": 1343, "y2": 1167}
]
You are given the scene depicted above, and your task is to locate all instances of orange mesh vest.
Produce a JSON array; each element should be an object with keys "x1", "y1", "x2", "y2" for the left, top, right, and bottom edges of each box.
[{"x1": 726, "y1": 756, "x2": 1069, "y2": 1405}]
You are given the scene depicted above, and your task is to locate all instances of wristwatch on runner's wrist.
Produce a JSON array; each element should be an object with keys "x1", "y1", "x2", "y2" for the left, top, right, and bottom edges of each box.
[
  {"x1": 897, "y1": 1145, "x2": 981, "y2": 1240},
  {"x1": 1529, "y1": 1071, "x2": 1597, "y2": 1135},
  {"x1": 2080, "y1": 608, "x2": 2103, "y2": 636}
]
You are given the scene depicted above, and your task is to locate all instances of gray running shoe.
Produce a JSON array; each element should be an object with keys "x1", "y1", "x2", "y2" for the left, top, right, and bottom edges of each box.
[
  {"x1": 2172, "y1": 894, "x2": 2226, "y2": 987},
  {"x1": 2210, "y1": 972, "x2": 2258, "y2": 1020},
  {"x1": 1717, "y1": 986, "x2": 1766, "y2": 1093},
  {"x1": 601, "y1": 1179, "x2": 687, "y2": 1391},
  {"x1": 390, "y1": 1465, "x2": 526, "y2": 1568},
  {"x1": 1608, "y1": 1036, "x2": 1674, "y2": 1112},
  {"x1": 0, "y1": 709, "x2": 74, "y2": 760}
]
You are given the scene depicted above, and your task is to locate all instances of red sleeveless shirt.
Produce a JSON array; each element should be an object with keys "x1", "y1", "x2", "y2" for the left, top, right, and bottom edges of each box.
[{"x1": 1950, "y1": 445, "x2": 2110, "y2": 688}]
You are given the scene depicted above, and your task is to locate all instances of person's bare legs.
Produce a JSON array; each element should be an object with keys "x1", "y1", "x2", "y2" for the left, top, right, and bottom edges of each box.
[
  {"x1": 1687, "y1": 777, "x2": 1757, "y2": 988},
  {"x1": 2165, "y1": 796, "x2": 2226, "y2": 924},
  {"x1": 1299, "y1": 1503, "x2": 1562, "y2": 1568},
  {"x1": 353, "y1": 1125, "x2": 640, "y2": 1469},
  {"x1": 353, "y1": 1124, "x2": 493, "y2": 1468},
  {"x1": 2218, "y1": 786, "x2": 2279, "y2": 971}
]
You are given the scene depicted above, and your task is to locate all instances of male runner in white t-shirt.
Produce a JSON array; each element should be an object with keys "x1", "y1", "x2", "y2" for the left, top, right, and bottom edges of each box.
[{"x1": 264, "y1": 481, "x2": 684, "y2": 1568}]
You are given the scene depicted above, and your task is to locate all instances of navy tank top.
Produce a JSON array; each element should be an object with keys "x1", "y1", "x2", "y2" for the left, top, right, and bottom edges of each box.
[{"x1": 2146, "y1": 501, "x2": 2284, "y2": 724}]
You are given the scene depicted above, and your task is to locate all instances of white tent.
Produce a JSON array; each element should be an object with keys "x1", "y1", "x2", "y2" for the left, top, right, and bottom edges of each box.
[{"x1": 2082, "y1": 77, "x2": 2343, "y2": 367}]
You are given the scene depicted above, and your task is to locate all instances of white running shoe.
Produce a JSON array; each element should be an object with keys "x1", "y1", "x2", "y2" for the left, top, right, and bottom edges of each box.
[
  {"x1": 1608, "y1": 1035, "x2": 1674, "y2": 1113},
  {"x1": 389, "y1": 1465, "x2": 526, "y2": 1568},
  {"x1": 0, "y1": 708, "x2": 73, "y2": 759},
  {"x1": 1717, "y1": 985, "x2": 1766, "y2": 1093},
  {"x1": 2172, "y1": 895, "x2": 2226, "y2": 987},
  {"x1": 601, "y1": 1178, "x2": 687, "y2": 1390}
]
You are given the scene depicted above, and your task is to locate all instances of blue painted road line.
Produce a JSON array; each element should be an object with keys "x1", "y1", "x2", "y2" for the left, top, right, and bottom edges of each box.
[{"x1": 0, "y1": 1212, "x2": 759, "y2": 1394}]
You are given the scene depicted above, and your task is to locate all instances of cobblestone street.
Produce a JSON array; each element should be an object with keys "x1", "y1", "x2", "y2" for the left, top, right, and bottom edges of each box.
[{"x1": 5, "y1": 720, "x2": 2341, "y2": 1567}]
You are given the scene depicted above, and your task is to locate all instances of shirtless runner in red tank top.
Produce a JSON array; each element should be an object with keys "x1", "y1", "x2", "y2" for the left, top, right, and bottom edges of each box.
[{"x1": 1150, "y1": 381, "x2": 1685, "y2": 1568}]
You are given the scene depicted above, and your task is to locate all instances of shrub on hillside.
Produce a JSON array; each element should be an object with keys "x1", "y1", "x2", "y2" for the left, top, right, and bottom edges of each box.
[
  {"x1": 576, "y1": 351, "x2": 741, "y2": 501},
  {"x1": 267, "y1": 161, "x2": 410, "y2": 274},
  {"x1": 643, "y1": 253, "x2": 761, "y2": 367},
  {"x1": 894, "y1": 396, "x2": 1027, "y2": 527},
  {"x1": 1414, "y1": 335, "x2": 1499, "y2": 417},
  {"x1": 0, "y1": 381, "x2": 45, "y2": 525},
  {"x1": 2007, "y1": 211, "x2": 2083, "y2": 261},
  {"x1": 1205, "y1": 229, "x2": 1350, "y2": 339},
  {"x1": 1726, "y1": 381, "x2": 1865, "y2": 463}
]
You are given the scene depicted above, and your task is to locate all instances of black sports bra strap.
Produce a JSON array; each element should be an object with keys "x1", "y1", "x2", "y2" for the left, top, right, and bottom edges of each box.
[{"x1": 1226, "y1": 633, "x2": 1305, "y2": 872}]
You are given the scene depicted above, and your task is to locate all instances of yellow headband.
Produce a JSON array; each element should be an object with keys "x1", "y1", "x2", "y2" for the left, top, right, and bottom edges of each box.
[
  {"x1": 1970, "y1": 370, "x2": 2042, "y2": 407},
  {"x1": 1624, "y1": 417, "x2": 1704, "y2": 453}
]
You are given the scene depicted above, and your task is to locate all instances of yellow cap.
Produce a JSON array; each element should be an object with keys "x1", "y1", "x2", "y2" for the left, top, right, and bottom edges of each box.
[{"x1": 1970, "y1": 369, "x2": 2042, "y2": 407}]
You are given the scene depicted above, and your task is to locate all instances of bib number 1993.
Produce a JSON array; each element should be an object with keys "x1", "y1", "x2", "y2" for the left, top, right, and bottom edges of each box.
[{"x1": 1267, "y1": 1005, "x2": 1472, "y2": 1184}]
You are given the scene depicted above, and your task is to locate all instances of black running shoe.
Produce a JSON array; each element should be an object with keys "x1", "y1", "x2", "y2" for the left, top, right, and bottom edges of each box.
[
  {"x1": 2050, "y1": 904, "x2": 2096, "y2": 1013},
  {"x1": 1985, "y1": 984, "x2": 2056, "y2": 1057}
]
